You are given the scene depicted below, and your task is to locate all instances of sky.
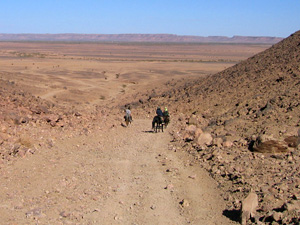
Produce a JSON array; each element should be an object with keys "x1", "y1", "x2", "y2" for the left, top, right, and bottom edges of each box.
[{"x1": 0, "y1": 0, "x2": 299, "y2": 38}]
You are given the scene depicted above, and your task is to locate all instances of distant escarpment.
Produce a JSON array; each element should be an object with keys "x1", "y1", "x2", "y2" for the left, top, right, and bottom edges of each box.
[{"x1": 0, "y1": 33, "x2": 283, "y2": 44}]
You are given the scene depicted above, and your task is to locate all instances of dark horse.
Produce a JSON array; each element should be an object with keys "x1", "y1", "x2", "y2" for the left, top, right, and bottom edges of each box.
[
  {"x1": 163, "y1": 115, "x2": 170, "y2": 128},
  {"x1": 152, "y1": 116, "x2": 164, "y2": 132}
]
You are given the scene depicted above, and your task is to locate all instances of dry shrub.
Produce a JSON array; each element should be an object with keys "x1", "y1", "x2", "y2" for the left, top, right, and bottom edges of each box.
[{"x1": 18, "y1": 136, "x2": 34, "y2": 148}]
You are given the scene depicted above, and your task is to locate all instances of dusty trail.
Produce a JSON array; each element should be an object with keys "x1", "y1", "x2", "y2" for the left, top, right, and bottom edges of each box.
[{"x1": 0, "y1": 119, "x2": 236, "y2": 224}]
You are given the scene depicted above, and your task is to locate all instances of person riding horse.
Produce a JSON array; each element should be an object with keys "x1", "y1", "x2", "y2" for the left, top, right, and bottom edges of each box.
[
  {"x1": 152, "y1": 107, "x2": 163, "y2": 129},
  {"x1": 163, "y1": 107, "x2": 170, "y2": 127},
  {"x1": 124, "y1": 106, "x2": 132, "y2": 126}
]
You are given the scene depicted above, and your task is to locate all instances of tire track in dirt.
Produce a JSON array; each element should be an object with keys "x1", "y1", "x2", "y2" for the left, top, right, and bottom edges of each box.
[{"x1": 0, "y1": 119, "x2": 237, "y2": 224}]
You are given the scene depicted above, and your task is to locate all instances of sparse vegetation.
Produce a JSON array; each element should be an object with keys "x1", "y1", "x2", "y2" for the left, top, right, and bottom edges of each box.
[
  {"x1": 18, "y1": 136, "x2": 34, "y2": 148},
  {"x1": 11, "y1": 51, "x2": 46, "y2": 58}
]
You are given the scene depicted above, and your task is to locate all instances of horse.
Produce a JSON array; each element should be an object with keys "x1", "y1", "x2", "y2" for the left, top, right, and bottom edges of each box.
[
  {"x1": 152, "y1": 116, "x2": 163, "y2": 132},
  {"x1": 124, "y1": 115, "x2": 132, "y2": 127},
  {"x1": 163, "y1": 115, "x2": 170, "y2": 128}
]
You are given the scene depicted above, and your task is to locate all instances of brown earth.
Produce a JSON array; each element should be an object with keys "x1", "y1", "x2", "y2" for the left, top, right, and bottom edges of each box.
[{"x1": 0, "y1": 34, "x2": 299, "y2": 224}]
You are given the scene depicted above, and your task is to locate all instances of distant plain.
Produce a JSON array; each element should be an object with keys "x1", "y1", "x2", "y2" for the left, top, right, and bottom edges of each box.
[{"x1": 0, "y1": 42, "x2": 271, "y2": 110}]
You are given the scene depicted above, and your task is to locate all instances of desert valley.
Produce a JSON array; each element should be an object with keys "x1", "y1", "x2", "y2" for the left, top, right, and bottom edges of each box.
[{"x1": 0, "y1": 31, "x2": 299, "y2": 224}]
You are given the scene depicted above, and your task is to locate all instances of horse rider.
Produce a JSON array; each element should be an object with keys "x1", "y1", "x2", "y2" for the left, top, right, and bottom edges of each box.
[
  {"x1": 163, "y1": 106, "x2": 170, "y2": 126},
  {"x1": 151, "y1": 107, "x2": 163, "y2": 129},
  {"x1": 125, "y1": 106, "x2": 132, "y2": 122},
  {"x1": 156, "y1": 107, "x2": 163, "y2": 117},
  {"x1": 156, "y1": 107, "x2": 164, "y2": 122},
  {"x1": 163, "y1": 107, "x2": 169, "y2": 117}
]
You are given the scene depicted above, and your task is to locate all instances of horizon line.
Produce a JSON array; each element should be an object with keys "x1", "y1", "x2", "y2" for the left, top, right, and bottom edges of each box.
[{"x1": 0, "y1": 33, "x2": 284, "y2": 38}]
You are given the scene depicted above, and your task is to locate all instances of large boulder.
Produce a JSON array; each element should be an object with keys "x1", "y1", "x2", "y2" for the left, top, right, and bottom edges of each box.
[
  {"x1": 283, "y1": 200, "x2": 300, "y2": 212},
  {"x1": 183, "y1": 125, "x2": 197, "y2": 141},
  {"x1": 241, "y1": 192, "x2": 258, "y2": 225},
  {"x1": 188, "y1": 115, "x2": 198, "y2": 126},
  {"x1": 195, "y1": 132, "x2": 213, "y2": 147},
  {"x1": 284, "y1": 129, "x2": 300, "y2": 148},
  {"x1": 252, "y1": 134, "x2": 289, "y2": 153},
  {"x1": 284, "y1": 135, "x2": 300, "y2": 148},
  {"x1": 188, "y1": 114, "x2": 209, "y2": 127},
  {"x1": 183, "y1": 125, "x2": 203, "y2": 142}
]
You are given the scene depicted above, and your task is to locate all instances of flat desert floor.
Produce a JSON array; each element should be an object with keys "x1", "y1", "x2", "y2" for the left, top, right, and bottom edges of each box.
[{"x1": 0, "y1": 42, "x2": 270, "y2": 110}]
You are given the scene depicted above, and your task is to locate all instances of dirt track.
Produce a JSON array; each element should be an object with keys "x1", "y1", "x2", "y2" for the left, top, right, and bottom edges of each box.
[{"x1": 0, "y1": 119, "x2": 236, "y2": 224}]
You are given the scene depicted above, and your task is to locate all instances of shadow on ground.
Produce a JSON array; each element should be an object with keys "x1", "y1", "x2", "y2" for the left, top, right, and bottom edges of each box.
[
  {"x1": 142, "y1": 130, "x2": 155, "y2": 133},
  {"x1": 223, "y1": 209, "x2": 240, "y2": 223}
]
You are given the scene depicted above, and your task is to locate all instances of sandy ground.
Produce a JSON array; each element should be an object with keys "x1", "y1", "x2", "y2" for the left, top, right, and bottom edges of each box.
[
  {"x1": 0, "y1": 42, "x2": 270, "y2": 112},
  {"x1": 0, "y1": 119, "x2": 237, "y2": 224},
  {"x1": 0, "y1": 42, "x2": 270, "y2": 224}
]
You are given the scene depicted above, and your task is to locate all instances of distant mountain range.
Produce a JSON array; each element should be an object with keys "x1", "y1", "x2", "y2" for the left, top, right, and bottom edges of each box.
[{"x1": 0, "y1": 33, "x2": 283, "y2": 44}]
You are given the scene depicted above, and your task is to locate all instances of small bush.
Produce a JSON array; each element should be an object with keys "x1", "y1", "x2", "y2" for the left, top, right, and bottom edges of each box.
[{"x1": 18, "y1": 136, "x2": 33, "y2": 148}]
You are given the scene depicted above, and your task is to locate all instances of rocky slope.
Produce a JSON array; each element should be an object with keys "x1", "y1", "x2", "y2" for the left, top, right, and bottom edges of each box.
[
  {"x1": 131, "y1": 30, "x2": 300, "y2": 224},
  {"x1": 0, "y1": 77, "x2": 117, "y2": 164}
]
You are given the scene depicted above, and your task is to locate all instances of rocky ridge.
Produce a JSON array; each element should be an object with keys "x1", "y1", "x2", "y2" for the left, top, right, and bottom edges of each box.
[{"x1": 130, "y1": 30, "x2": 300, "y2": 224}]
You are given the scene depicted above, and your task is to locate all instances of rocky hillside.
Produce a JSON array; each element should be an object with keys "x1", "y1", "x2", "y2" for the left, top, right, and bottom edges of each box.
[
  {"x1": 133, "y1": 30, "x2": 300, "y2": 223},
  {"x1": 0, "y1": 77, "x2": 116, "y2": 163}
]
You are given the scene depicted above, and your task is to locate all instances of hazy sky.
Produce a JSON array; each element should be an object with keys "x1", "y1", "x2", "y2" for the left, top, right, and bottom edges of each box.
[{"x1": 0, "y1": 0, "x2": 299, "y2": 37}]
